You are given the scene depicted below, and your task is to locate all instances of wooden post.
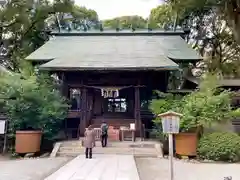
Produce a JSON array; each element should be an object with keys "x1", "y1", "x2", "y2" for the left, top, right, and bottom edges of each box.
[
  {"x1": 81, "y1": 87, "x2": 87, "y2": 134},
  {"x1": 169, "y1": 133, "x2": 174, "y2": 180},
  {"x1": 60, "y1": 73, "x2": 69, "y2": 139},
  {"x1": 134, "y1": 86, "x2": 142, "y2": 140},
  {"x1": 3, "y1": 120, "x2": 7, "y2": 154},
  {"x1": 61, "y1": 73, "x2": 68, "y2": 97}
]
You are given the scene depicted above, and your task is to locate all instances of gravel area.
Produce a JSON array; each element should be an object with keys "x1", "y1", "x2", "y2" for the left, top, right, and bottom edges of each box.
[
  {"x1": 0, "y1": 157, "x2": 71, "y2": 180},
  {"x1": 135, "y1": 157, "x2": 240, "y2": 180}
]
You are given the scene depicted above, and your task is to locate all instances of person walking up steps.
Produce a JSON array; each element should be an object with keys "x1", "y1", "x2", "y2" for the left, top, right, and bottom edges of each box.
[
  {"x1": 101, "y1": 121, "x2": 109, "y2": 147},
  {"x1": 83, "y1": 126, "x2": 96, "y2": 159}
]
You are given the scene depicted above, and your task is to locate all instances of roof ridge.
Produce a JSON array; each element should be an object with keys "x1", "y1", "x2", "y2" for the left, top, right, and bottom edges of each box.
[{"x1": 50, "y1": 30, "x2": 185, "y2": 37}]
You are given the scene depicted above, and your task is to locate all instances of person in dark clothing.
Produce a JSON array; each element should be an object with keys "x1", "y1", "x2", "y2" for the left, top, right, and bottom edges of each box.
[{"x1": 101, "y1": 121, "x2": 109, "y2": 147}]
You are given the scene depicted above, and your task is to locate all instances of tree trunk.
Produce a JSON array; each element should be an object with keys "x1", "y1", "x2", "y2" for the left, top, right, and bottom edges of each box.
[{"x1": 224, "y1": 0, "x2": 240, "y2": 45}]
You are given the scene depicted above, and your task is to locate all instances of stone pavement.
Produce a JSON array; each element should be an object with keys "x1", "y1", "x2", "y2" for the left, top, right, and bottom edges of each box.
[
  {"x1": 136, "y1": 157, "x2": 240, "y2": 180},
  {"x1": 45, "y1": 155, "x2": 140, "y2": 180},
  {"x1": 0, "y1": 157, "x2": 70, "y2": 180}
]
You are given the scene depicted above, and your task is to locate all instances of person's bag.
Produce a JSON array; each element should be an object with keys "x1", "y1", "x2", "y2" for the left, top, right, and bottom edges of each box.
[
  {"x1": 102, "y1": 124, "x2": 108, "y2": 135},
  {"x1": 81, "y1": 139, "x2": 84, "y2": 147}
]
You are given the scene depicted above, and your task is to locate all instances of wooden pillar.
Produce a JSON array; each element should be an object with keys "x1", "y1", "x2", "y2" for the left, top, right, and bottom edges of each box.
[
  {"x1": 81, "y1": 87, "x2": 87, "y2": 134},
  {"x1": 60, "y1": 73, "x2": 69, "y2": 139},
  {"x1": 134, "y1": 86, "x2": 142, "y2": 139},
  {"x1": 60, "y1": 73, "x2": 68, "y2": 98}
]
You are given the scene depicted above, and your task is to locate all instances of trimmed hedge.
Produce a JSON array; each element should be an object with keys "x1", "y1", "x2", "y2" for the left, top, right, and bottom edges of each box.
[{"x1": 197, "y1": 132, "x2": 240, "y2": 162}]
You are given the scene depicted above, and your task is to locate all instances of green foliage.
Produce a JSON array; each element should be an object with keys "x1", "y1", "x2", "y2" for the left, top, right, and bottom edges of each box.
[
  {"x1": 149, "y1": 4, "x2": 175, "y2": 28},
  {"x1": 103, "y1": 15, "x2": 147, "y2": 29},
  {"x1": 0, "y1": 72, "x2": 69, "y2": 140},
  {"x1": 72, "y1": 5, "x2": 98, "y2": 21},
  {"x1": 151, "y1": 74, "x2": 233, "y2": 134},
  {"x1": 159, "y1": 0, "x2": 240, "y2": 78},
  {"x1": 0, "y1": 0, "x2": 84, "y2": 72},
  {"x1": 150, "y1": 92, "x2": 183, "y2": 139},
  {"x1": 179, "y1": 75, "x2": 233, "y2": 132},
  {"x1": 166, "y1": 0, "x2": 240, "y2": 45},
  {"x1": 150, "y1": 91, "x2": 183, "y2": 115},
  {"x1": 231, "y1": 108, "x2": 240, "y2": 119},
  {"x1": 197, "y1": 132, "x2": 240, "y2": 162}
]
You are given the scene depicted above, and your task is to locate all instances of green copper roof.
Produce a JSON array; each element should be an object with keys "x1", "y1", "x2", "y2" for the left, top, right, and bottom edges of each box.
[{"x1": 26, "y1": 32, "x2": 201, "y2": 71}]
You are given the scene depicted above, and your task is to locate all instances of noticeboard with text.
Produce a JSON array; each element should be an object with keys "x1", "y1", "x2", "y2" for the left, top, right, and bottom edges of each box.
[
  {"x1": 0, "y1": 120, "x2": 5, "y2": 134},
  {"x1": 162, "y1": 116, "x2": 180, "y2": 134}
]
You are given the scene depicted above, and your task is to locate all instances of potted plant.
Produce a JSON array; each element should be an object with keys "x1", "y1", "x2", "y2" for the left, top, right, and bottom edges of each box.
[
  {"x1": 151, "y1": 75, "x2": 233, "y2": 156},
  {"x1": 174, "y1": 75, "x2": 233, "y2": 156},
  {"x1": 0, "y1": 72, "x2": 68, "y2": 154}
]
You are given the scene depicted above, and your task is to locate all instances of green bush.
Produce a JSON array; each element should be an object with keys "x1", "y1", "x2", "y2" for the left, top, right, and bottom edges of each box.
[
  {"x1": 0, "y1": 72, "x2": 69, "y2": 141},
  {"x1": 151, "y1": 74, "x2": 233, "y2": 134},
  {"x1": 197, "y1": 132, "x2": 240, "y2": 162}
]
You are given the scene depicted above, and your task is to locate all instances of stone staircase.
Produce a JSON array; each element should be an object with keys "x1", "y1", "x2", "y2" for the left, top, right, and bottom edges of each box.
[{"x1": 53, "y1": 140, "x2": 163, "y2": 158}]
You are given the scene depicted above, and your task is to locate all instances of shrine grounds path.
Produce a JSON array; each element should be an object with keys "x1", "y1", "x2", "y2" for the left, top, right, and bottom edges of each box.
[
  {"x1": 0, "y1": 156, "x2": 71, "y2": 180},
  {"x1": 136, "y1": 157, "x2": 240, "y2": 180},
  {"x1": 1, "y1": 155, "x2": 240, "y2": 180},
  {"x1": 44, "y1": 155, "x2": 140, "y2": 180}
]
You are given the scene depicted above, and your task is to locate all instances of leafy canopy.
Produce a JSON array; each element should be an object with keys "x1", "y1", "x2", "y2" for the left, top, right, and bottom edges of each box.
[
  {"x1": 103, "y1": 15, "x2": 147, "y2": 29},
  {"x1": 151, "y1": 74, "x2": 233, "y2": 132},
  {"x1": 0, "y1": 0, "x2": 98, "y2": 72},
  {"x1": 0, "y1": 72, "x2": 69, "y2": 139}
]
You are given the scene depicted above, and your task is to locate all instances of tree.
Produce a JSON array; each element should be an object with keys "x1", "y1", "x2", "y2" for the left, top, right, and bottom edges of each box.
[
  {"x1": 150, "y1": 1, "x2": 240, "y2": 78},
  {"x1": 149, "y1": 3, "x2": 179, "y2": 29},
  {"x1": 0, "y1": 0, "x2": 74, "y2": 72},
  {"x1": 0, "y1": 0, "x2": 99, "y2": 72},
  {"x1": 103, "y1": 15, "x2": 147, "y2": 29},
  {"x1": 72, "y1": 5, "x2": 98, "y2": 21},
  {"x1": 187, "y1": 11, "x2": 240, "y2": 77},
  {"x1": 167, "y1": 0, "x2": 240, "y2": 46},
  {"x1": 0, "y1": 71, "x2": 69, "y2": 140}
]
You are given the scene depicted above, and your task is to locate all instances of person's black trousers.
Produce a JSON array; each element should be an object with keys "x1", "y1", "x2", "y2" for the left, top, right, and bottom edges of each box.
[
  {"x1": 101, "y1": 134, "x2": 108, "y2": 147},
  {"x1": 85, "y1": 148, "x2": 92, "y2": 158}
]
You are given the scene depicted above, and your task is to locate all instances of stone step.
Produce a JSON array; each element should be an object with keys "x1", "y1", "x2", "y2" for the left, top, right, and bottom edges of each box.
[
  {"x1": 59, "y1": 147, "x2": 84, "y2": 152},
  {"x1": 53, "y1": 140, "x2": 163, "y2": 158},
  {"x1": 60, "y1": 141, "x2": 156, "y2": 148},
  {"x1": 57, "y1": 150, "x2": 158, "y2": 158},
  {"x1": 58, "y1": 147, "x2": 158, "y2": 157},
  {"x1": 59, "y1": 141, "x2": 82, "y2": 146}
]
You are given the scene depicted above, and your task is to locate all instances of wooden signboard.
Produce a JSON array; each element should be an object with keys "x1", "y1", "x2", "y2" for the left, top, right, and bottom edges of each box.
[{"x1": 0, "y1": 120, "x2": 5, "y2": 134}]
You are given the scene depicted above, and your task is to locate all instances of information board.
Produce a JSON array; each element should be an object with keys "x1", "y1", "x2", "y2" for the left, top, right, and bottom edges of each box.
[
  {"x1": 0, "y1": 120, "x2": 6, "y2": 134},
  {"x1": 162, "y1": 117, "x2": 180, "y2": 134},
  {"x1": 130, "y1": 123, "x2": 135, "y2": 130}
]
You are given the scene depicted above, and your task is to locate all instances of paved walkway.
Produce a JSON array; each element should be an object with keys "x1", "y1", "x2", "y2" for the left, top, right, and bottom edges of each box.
[
  {"x1": 45, "y1": 155, "x2": 140, "y2": 180},
  {"x1": 136, "y1": 157, "x2": 240, "y2": 180},
  {"x1": 0, "y1": 157, "x2": 70, "y2": 180}
]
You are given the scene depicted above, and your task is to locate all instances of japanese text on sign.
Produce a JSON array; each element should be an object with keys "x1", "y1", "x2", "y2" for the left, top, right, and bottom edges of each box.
[
  {"x1": 162, "y1": 117, "x2": 180, "y2": 134},
  {"x1": 0, "y1": 120, "x2": 6, "y2": 134}
]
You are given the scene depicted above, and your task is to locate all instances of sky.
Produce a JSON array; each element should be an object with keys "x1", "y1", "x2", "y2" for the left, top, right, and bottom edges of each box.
[{"x1": 74, "y1": 0, "x2": 163, "y2": 20}]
